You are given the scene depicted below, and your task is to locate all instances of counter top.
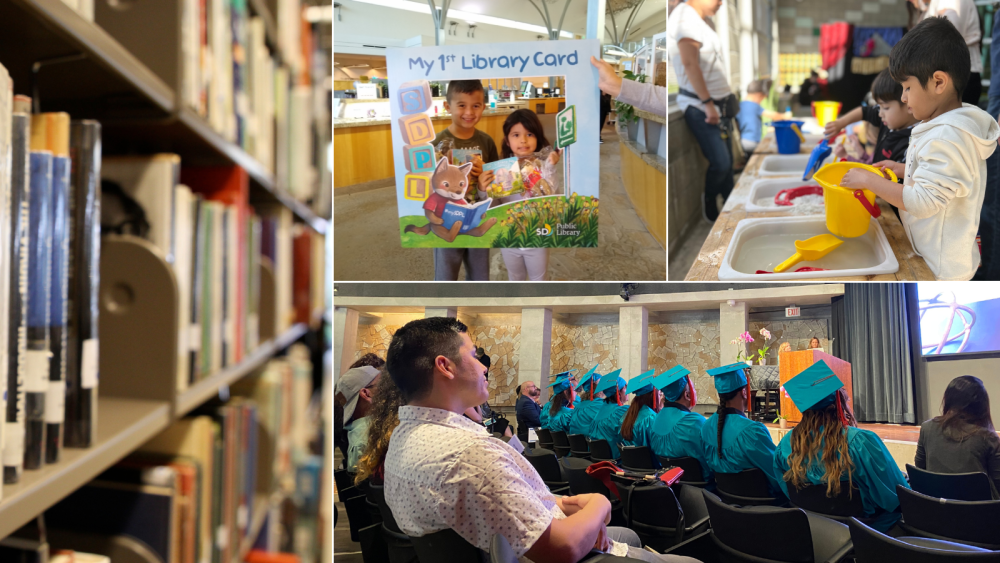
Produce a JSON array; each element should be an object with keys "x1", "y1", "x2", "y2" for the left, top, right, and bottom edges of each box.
[
  {"x1": 334, "y1": 107, "x2": 520, "y2": 129},
  {"x1": 684, "y1": 131, "x2": 935, "y2": 281},
  {"x1": 636, "y1": 108, "x2": 666, "y2": 125},
  {"x1": 621, "y1": 139, "x2": 666, "y2": 174}
]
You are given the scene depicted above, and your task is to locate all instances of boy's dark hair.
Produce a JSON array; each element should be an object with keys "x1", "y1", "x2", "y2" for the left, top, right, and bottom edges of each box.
[
  {"x1": 446, "y1": 80, "x2": 486, "y2": 104},
  {"x1": 889, "y1": 17, "x2": 970, "y2": 98},
  {"x1": 871, "y1": 68, "x2": 904, "y2": 104},
  {"x1": 501, "y1": 109, "x2": 552, "y2": 159},
  {"x1": 386, "y1": 317, "x2": 468, "y2": 402}
]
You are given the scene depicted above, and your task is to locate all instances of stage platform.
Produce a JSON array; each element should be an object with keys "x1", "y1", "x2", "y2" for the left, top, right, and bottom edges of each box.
[{"x1": 764, "y1": 421, "x2": 921, "y2": 471}]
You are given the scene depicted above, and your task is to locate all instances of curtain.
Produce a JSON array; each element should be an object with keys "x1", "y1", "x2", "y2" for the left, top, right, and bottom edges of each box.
[{"x1": 839, "y1": 284, "x2": 916, "y2": 423}]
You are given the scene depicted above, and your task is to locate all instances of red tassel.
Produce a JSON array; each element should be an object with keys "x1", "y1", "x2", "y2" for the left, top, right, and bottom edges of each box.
[
  {"x1": 616, "y1": 385, "x2": 623, "y2": 406},
  {"x1": 836, "y1": 395, "x2": 848, "y2": 427}
]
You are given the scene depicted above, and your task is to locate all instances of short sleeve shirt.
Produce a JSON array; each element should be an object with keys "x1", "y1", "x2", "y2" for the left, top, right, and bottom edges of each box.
[
  {"x1": 667, "y1": 2, "x2": 732, "y2": 113},
  {"x1": 737, "y1": 101, "x2": 765, "y2": 143},
  {"x1": 433, "y1": 128, "x2": 501, "y2": 195},
  {"x1": 423, "y1": 191, "x2": 452, "y2": 217}
]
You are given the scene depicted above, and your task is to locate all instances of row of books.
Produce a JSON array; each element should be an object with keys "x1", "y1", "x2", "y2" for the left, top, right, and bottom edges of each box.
[
  {"x1": 43, "y1": 347, "x2": 320, "y2": 563},
  {"x1": 0, "y1": 66, "x2": 102, "y2": 487}
]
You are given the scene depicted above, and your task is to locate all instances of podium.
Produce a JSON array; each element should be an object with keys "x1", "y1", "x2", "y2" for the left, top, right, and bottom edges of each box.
[{"x1": 778, "y1": 350, "x2": 853, "y2": 423}]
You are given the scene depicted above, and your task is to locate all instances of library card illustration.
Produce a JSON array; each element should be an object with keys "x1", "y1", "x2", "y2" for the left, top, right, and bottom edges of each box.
[{"x1": 386, "y1": 39, "x2": 601, "y2": 248}]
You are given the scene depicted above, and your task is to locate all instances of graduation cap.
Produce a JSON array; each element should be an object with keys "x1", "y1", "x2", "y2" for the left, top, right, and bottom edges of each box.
[
  {"x1": 653, "y1": 365, "x2": 692, "y2": 402},
  {"x1": 626, "y1": 370, "x2": 657, "y2": 397},
  {"x1": 575, "y1": 365, "x2": 601, "y2": 391},
  {"x1": 783, "y1": 360, "x2": 843, "y2": 413},
  {"x1": 596, "y1": 368, "x2": 626, "y2": 406},
  {"x1": 547, "y1": 372, "x2": 574, "y2": 395},
  {"x1": 707, "y1": 362, "x2": 749, "y2": 395}
]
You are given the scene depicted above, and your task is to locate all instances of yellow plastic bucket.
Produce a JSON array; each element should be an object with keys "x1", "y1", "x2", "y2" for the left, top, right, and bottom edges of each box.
[
  {"x1": 812, "y1": 101, "x2": 842, "y2": 128},
  {"x1": 813, "y1": 161, "x2": 896, "y2": 238}
]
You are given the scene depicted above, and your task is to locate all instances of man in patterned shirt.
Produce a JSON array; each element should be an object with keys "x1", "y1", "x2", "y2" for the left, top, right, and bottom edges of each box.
[{"x1": 383, "y1": 317, "x2": 699, "y2": 563}]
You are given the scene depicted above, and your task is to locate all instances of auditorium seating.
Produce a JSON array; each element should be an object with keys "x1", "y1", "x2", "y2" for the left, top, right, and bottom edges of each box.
[
  {"x1": 906, "y1": 464, "x2": 995, "y2": 502},
  {"x1": 715, "y1": 468, "x2": 781, "y2": 506},
  {"x1": 787, "y1": 482, "x2": 867, "y2": 524},
  {"x1": 525, "y1": 448, "x2": 571, "y2": 495},
  {"x1": 589, "y1": 438, "x2": 616, "y2": 462},
  {"x1": 619, "y1": 446, "x2": 656, "y2": 473},
  {"x1": 897, "y1": 486, "x2": 1000, "y2": 550},
  {"x1": 657, "y1": 456, "x2": 709, "y2": 488},
  {"x1": 561, "y1": 456, "x2": 625, "y2": 526},
  {"x1": 848, "y1": 518, "x2": 1000, "y2": 562},
  {"x1": 551, "y1": 430, "x2": 572, "y2": 457},
  {"x1": 536, "y1": 428, "x2": 555, "y2": 451},
  {"x1": 628, "y1": 484, "x2": 710, "y2": 551},
  {"x1": 410, "y1": 528, "x2": 486, "y2": 563},
  {"x1": 336, "y1": 469, "x2": 373, "y2": 542},
  {"x1": 568, "y1": 433, "x2": 591, "y2": 458},
  {"x1": 369, "y1": 481, "x2": 419, "y2": 563},
  {"x1": 703, "y1": 489, "x2": 855, "y2": 563}
]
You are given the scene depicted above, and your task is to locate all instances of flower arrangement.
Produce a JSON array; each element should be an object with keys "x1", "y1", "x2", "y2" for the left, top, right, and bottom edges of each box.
[
  {"x1": 756, "y1": 328, "x2": 774, "y2": 365},
  {"x1": 730, "y1": 331, "x2": 754, "y2": 363}
]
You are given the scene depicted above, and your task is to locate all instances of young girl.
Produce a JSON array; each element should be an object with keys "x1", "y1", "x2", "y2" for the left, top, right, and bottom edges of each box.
[{"x1": 479, "y1": 109, "x2": 561, "y2": 281}]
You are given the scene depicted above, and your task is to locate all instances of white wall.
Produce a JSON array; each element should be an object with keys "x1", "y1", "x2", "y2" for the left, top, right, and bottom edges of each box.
[{"x1": 916, "y1": 357, "x2": 1000, "y2": 426}]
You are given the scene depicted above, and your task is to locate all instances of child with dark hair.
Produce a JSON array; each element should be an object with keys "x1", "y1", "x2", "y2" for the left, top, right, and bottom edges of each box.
[
  {"x1": 839, "y1": 17, "x2": 999, "y2": 281},
  {"x1": 826, "y1": 69, "x2": 919, "y2": 170},
  {"x1": 431, "y1": 80, "x2": 500, "y2": 281},
  {"x1": 479, "y1": 108, "x2": 562, "y2": 281}
]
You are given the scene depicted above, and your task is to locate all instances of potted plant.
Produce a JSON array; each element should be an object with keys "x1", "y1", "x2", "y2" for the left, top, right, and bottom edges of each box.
[
  {"x1": 730, "y1": 331, "x2": 754, "y2": 365},
  {"x1": 614, "y1": 70, "x2": 646, "y2": 142},
  {"x1": 429, "y1": 81, "x2": 442, "y2": 97},
  {"x1": 774, "y1": 414, "x2": 788, "y2": 429},
  {"x1": 755, "y1": 328, "x2": 774, "y2": 365}
]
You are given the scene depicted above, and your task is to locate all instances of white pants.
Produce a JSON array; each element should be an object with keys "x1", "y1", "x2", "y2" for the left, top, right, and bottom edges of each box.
[{"x1": 501, "y1": 248, "x2": 550, "y2": 281}]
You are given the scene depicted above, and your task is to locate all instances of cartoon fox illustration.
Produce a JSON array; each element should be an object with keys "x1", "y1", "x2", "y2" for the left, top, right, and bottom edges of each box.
[{"x1": 405, "y1": 156, "x2": 498, "y2": 242}]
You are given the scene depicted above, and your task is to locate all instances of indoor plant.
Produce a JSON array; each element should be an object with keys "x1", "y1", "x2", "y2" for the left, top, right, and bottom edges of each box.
[
  {"x1": 730, "y1": 331, "x2": 754, "y2": 364},
  {"x1": 773, "y1": 414, "x2": 788, "y2": 429},
  {"x1": 756, "y1": 328, "x2": 774, "y2": 365},
  {"x1": 615, "y1": 70, "x2": 646, "y2": 141}
]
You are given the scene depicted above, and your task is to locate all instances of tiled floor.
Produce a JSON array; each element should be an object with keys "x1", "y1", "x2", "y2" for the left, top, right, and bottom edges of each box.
[{"x1": 334, "y1": 123, "x2": 666, "y2": 281}]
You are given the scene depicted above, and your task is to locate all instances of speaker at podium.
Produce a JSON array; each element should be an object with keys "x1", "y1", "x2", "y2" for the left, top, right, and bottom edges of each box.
[{"x1": 778, "y1": 350, "x2": 853, "y2": 423}]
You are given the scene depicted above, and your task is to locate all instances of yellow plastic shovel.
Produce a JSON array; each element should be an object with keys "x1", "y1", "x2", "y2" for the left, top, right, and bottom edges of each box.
[
  {"x1": 773, "y1": 234, "x2": 844, "y2": 273},
  {"x1": 790, "y1": 123, "x2": 806, "y2": 143}
]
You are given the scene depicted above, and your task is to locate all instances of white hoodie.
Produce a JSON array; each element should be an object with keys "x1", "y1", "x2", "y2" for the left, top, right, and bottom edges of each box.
[{"x1": 900, "y1": 103, "x2": 999, "y2": 280}]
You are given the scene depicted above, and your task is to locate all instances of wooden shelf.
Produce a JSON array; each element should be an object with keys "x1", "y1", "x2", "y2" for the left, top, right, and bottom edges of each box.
[
  {"x1": 0, "y1": 0, "x2": 329, "y2": 235},
  {"x1": 175, "y1": 323, "x2": 309, "y2": 416},
  {"x1": 0, "y1": 397, "x2": 172, "y2": 539}
]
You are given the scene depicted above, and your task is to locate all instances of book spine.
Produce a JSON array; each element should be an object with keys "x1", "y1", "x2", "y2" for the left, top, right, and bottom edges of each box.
[
  {"x1": 220, "y1": 208, "x2": 229, "y2": 367},
  {"x1": 0, "y1": 65, "x2": 13, "y2": 494},
  {"x1": 24, "y1": 150, "x2": 53, "y2": 471},
  {"x1": 190, "y1": 197, "x2": 205, "y2": 384},
  {"x1": 45, "y1": 153, "x2": 70, "y2": 464},
  {"x1": 65, "y1": 120, "x2": 101, "y2": 449}
]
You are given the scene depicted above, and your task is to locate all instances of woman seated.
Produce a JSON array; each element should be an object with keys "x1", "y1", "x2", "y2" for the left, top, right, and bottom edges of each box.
[
  {"x1": 588, "y1": 370, "x2": 630, "y2": 459},
  {"x1": 916, "y1": 375, "x2": 1000, "y2": 498},
  {"x1": 701, "y1": 363, "x2": 786, "y2": 499},
  {"x1": 568, "y1": 366, "x2": 605, "y2": 437},
  {"x1": 545, "y1": 374, "x2": 577, "y2": 433},
  {"x1": 540, "y1": 369, "x2": 574, "y2": 429},
  {"x1": 649, "y1": 365, "x2": 713, "y2": 482},
  {"x1": 774, "y1": 360, "x2": 909, "y2": 532},
  {"x1": 619, "y1": 371, "x2": 662, "y2": 454}
]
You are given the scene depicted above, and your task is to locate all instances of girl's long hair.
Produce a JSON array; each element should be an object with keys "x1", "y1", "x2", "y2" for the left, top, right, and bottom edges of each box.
[
  {"x1": 935, "y1": 375, "x2": 998, "y2": 442},
  {"x1": 354, "y1": 369, "x2": 405, "y2": 486},
  {"x1": 501, "y1": 109, "x2": 551, "y2": 159},
  {"x1": 621, "y1": 392, "x2": 659, "y2": 441},
  {"x1": 549, "y1": 388, "x2": 573, "y2": 416},
  {"x1": 715, "y1": 388, "x2": 742, "y2": 460},
  {"x1": 783, "y1": 389, "x2": 857, "y2": 497}
]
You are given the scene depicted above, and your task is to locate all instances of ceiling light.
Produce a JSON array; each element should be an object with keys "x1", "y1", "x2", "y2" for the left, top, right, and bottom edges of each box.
[{"x1": 353, "y1": 0, "x2": 574, "y2": 38}]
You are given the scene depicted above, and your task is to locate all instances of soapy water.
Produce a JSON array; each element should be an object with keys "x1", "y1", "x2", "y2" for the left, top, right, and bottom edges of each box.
[
  {"x1": 732, "y1": 233, "x2": 882, "y2": 274},
  {"x1": 754, "y1": 194, "x2": 825, "y2": 210}
]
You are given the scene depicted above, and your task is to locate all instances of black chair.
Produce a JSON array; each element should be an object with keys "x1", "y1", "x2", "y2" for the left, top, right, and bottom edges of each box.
[
  {"x1": 410, "y1": 528, "x2": 486, "y2": 563},
  {"x1": 561, "y1": 456, "x2": 625, "y2": 526},
  {"x1": 589, "y1": 439, "x2": 615, "y2": 462},
  {"x1": 897, "y1": 486, "x2": 1000, "y2": 550},
  {"x1": 619, "y1": 446, "x2": 655, "y2": 473},
  {"x1": 525, "y1": 448, "x2": 571, "y2": 495},
  {"x1": 536, "y1": 428, "x2": 555, "y2": 451},
  {"x1": 342, "y1": 487, "x2": 375, "y2": 542},
  {"x1": 716, "y1": 468, "x2": 781, "y2": 506},
  {"x1": 906, "y1": 464, "x2": 995, "y2": 502},
  {"x1": 359, "y1": 478, "x2": 384, "y2": 523},
  {"x1": 629, "y1": 483, "x2": 710, "y2": 552},
  {"x1": 703, "y1": 489, "x2": 854, "y2": 563},
  {"x1": 568, "y1": 434, "x2": 591, "y2": 458},
  {"x1": 370, "y1": 481, "x2": 419, "y2": 563},
  {"x1": 335, "y1": 469, "x2": 359, "y2": 497},
  {"x1": 551, "y1": 430, "x2": 572, "y2": 457},
  {"x1": 657, "y1": 456, "x2": 709, "y2": 487},
  {"x1": 848, "y1": 517, "x2": 1000, "y2": 563},
  {"x1": 787, "y1": 482, "x2": 867, "y2": 524}
]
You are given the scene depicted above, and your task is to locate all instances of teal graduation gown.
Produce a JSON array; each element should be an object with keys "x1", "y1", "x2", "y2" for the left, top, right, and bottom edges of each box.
[
  {"x1": 621, "y1": 405, "x2": 658, "y2": 448},
  {"x1": 589, "y1": 401, "x2": 630, "y2": 458},
  {"x1": 773, "y1": 425, "x2": 909, "y2": 532},
  {"x1": 701, "y1": 408, "x2": 786, "y2": 498},
  {"x1": 650, "y1": 404, "x2": 713, "y2": 481},
  {"x1": 568, "y1": 399, "x2": 602, "y2": 437},
  {"x1": 539, "y1": 400, "x2": 553, "y2": 429},
  {"x1": 548, "y1": 402, "x2": 576, "y2": 433}
]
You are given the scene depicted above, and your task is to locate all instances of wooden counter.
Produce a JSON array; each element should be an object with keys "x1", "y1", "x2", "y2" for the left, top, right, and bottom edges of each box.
[
  {"x1": 620, "y1": 139, "x2": 666, "y2": 249},
  {"x1": 684, "y1": 131, "x2": 935, "y2": 281}
]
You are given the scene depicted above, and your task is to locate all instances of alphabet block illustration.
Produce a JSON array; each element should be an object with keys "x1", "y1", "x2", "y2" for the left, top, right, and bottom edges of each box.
[
  {"x1": 399, "y1": 113, "x2": 435, "y2": 145},
  {"x1": 404, "y1": 143, "x2": 436, "y2": 173},
  {"x1": 398, "y1": 80, "x2": 433, "y2": 114},
  {"x1": 404, "y1": 173, "x2": 432, "y2": 201}
]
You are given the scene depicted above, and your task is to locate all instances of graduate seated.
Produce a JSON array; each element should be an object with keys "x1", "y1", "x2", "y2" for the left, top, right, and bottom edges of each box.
[
  {"x1": 588, "y1": 369, "x2": 630, "y2": 459},
  {"x1": 540, "y1": 370, "x2": 574, "y2": 429},
  {"x1": 774, "y1": 360, "x2": 910, "y2": 533},
  {"x1": 649, "y1": 365, "x2": 714, "y2": 485},
  {"x1": 620, "y1": 370, "x2": 662, "y2": 451},
  {"x1": 701, "y1": 363, "x2": 787, "y2": 500},
  {"x1": 546, "y1": 373, "x2": 578, "y2": 434},
  {"x1": 568, "y1": 366, "x2": 605, "y2": 438}
]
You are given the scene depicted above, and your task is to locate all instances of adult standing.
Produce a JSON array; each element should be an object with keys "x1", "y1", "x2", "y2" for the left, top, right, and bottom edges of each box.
[
  {"x1": 667, "y1": 0, "x2": 736, "y2": 221},
  {"x1": 920, "y1": 0, "x2": 983, "y2": 105},
  {"x1": 516, "y1": 381, "x2": 542, "y2": 441}
]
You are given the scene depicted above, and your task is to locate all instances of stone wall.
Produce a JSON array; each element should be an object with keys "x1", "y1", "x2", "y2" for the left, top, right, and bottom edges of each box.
[
  {"x1": 747, "y1": 319, "x2": 830, "y2": 364},
  {"x1": 649, "y1": 320, "x2": 722, "y2": 404},
  {"x1": 469, "y1": 324, "x2": 521, "y2": 407},
  {"x1": 353, "y1": 324, "x2": 402, "y2": 363},
  {"x1": 549, "y1": 322, "x2": 619, "y2": 384}
]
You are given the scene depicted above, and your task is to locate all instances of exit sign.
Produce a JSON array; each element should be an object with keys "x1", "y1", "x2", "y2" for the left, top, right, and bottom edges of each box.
[{"x1": 786, "y1": 306, "x2": 801, "y2": 317}]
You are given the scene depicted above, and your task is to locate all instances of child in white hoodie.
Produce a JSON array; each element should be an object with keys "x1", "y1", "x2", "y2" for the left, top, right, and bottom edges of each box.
[{"x1": 840, "y1": 17, "x2": 999, "y2": 281}]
